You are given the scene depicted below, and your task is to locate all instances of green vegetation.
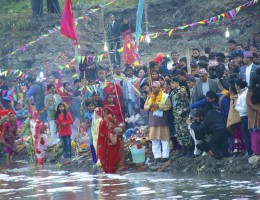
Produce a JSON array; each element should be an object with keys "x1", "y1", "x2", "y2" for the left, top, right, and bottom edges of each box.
[{"x1": 0, "y1": 0, "x2": 157, "y2": 37}]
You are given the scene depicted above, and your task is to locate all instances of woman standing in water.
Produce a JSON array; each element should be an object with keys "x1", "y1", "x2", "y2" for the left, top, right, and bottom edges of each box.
[
  {"x1": 103, "y1": 94, "x2": 123, "y2": 124},
  {"x1": 2, "y1": 112, "x2": 17, "y2": 164},
  {"x1": 97, "y1": 108, "x2": 120, "y2": 173}
]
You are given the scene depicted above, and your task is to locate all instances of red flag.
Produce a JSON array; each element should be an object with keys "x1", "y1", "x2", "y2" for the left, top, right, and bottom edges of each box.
[{"x1": 60, "y1": 0, "x2": 78, "y2": 42}]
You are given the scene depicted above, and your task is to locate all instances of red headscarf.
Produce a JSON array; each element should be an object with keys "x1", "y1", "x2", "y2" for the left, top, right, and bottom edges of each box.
[{"x1": 153, "y1": 53, "x2": 165, "y2": 64}]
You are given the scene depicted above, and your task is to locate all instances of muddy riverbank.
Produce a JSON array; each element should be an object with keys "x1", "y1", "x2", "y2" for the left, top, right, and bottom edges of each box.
[{"x1": 3, "y1": 146, "x2": 259, "y2": 177}]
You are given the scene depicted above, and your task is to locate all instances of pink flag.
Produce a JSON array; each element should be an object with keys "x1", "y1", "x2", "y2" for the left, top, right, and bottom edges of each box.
[{"x1": 60, "y1": 0, "x2": 78, "y2": 42}]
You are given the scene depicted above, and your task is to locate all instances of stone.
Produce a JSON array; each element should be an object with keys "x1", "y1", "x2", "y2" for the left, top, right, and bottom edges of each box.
[{"x1": 248, "y1": 155, "x2": 260, "y2": 164}]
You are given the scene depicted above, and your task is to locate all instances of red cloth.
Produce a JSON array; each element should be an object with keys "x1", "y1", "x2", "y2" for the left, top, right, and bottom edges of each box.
[
  {"x1": 60, "y1": 0, "x2": 78, "y2": 42},
  {"x1": 0, "y1": 110, "x2": 16, "y2": 142},
  {"x1": 97, "y1": 120, "x2": 120, "y2": 173},
  {"x1": 103, "y1": 82, "x2": 123, "y2": 98},
  {"x1": 121, "y1": 29, "x2": 135, "y2": 65},
  {"x1": 55, "y1": 112, "x2": 74, "y2": 136},
  {"x1": 103, "y1": 104, "x2": 123, "y2": 125},
  {"x1": 153, "y1": 53, "x2": 165, "y2": 64},
  {"x1": 61, "y1": 90, "x2": 73, "y2": 105}
]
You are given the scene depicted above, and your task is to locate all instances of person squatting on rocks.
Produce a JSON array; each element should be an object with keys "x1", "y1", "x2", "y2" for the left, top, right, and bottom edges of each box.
[{"x1": 1, "y1": 111, "x2": 17, "y2": 164}]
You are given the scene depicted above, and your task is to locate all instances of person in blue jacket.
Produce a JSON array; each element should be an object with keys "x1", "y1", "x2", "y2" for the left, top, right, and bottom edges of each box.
[{"x1": 191, "y1": 90, "x2": 230, "y2": 119}]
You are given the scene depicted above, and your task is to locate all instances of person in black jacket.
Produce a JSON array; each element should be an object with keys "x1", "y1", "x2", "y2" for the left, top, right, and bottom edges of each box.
[
  {"x1": 47, "y1": 0, "x2": 60, "y2": 14},
  {"x1": 31, "y1": 0, "x2": 43, "y2": 18},
  {"x1": 190, "y1": 105, "x2": 230, "y2": 159},
  {"x1": 79, "y1": 50, "x2": 99, "y2": 81},
  {"x1": 107, "y1": 14, "x2": 121, "y2": 65}
]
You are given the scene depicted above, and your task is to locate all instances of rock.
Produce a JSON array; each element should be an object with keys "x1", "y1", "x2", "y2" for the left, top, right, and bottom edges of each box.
[{"x1": 248, "y1": 155, "x2": 260, "y2": 164}]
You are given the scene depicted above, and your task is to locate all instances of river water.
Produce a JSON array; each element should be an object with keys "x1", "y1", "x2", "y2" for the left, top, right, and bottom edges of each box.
[{"x1": 0, "y1": 160, "x2": 259, "y2": 200}]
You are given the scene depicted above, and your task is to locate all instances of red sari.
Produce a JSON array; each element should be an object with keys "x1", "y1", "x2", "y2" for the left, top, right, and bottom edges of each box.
[
  {"x1": 103, "y1": 104, "x2": 123, "y2": 125},
  {"x1": 97, "y1": 119, "x2": 120, "y2": 173},
  {"x1": 121, "y1": 29, "x2": 135, "y2": 65}
]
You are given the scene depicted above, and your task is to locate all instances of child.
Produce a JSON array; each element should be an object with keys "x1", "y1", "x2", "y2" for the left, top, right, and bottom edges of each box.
[
  {"x1": 84, "y1": 101, "x2": 97, "y2": 163},
  {"x1": 55, "y1": 103, "x2": 74, "y2": 163},
  {"x1": 125, "y1": 108, "x2": 141, "y2": 128},
  {"x1": 14, "y1": 102, "x2": 28, "y2": 129}
]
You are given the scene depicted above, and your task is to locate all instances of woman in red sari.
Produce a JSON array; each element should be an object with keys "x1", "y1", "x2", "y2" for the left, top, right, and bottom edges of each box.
[
  {"x1": 97, "y1": 108, "x2": 120, "y2": 173},
  {"x1": 103, "y1": 94, "x2": 123, "y2": 124},
  {"x1": 120, "y1": 17, "x2": 136, "y2": 65}
]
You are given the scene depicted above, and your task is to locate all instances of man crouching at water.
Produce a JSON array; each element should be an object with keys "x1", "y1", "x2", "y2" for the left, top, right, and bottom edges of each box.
[
  {"x1": 190, "y1": 105, "x2": 230, "y2": 159},
  {"x1": 144, "y1": 81, "x2": 171, "y2": 163}
]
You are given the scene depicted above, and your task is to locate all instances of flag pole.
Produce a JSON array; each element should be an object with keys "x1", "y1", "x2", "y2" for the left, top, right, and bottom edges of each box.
[
  {"x1": 101, "y1": 7, "x2": 124, "y2": 122},
  {"x1": 186, "y1": 46, "x2": 191, "y2": 74}
]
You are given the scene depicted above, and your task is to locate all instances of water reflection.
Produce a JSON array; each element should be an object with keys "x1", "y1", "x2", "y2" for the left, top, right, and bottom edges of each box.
[{"x1": 0, "y1": 161, "x2": 259, "y2": 200}]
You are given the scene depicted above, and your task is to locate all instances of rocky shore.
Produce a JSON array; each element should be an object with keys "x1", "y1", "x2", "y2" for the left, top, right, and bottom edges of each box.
[{"x1": 3, "y1": 145, "x2": 259, "y2": 177}]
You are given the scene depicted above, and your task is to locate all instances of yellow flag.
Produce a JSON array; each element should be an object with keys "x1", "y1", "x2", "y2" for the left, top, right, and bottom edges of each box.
[
  {"x1": 152, "y1": 33, "x2": 159, "y2": 38},
  {"x1": 18, "y1": 71, "x2": 23, "y2": 77},
  {"x1": 127, "y1": 43, "x2": 131, "y2": 49},
  {"x1": 65, "y1": 64, "x2": 70, "y2": 68},
  {"x1": 19, "y1": 93, "x2": 24, "y2": 98},
  {"x1": 169, "y1": 29, "x2": 174, "y2": 37},
  {"x1": 100, "y1": 54, "x2": 104, "y2": 62},
  {"x1": 72, "y1": 74, "x2": 78, "y2": 78},
  {"x1": 2, "y1": 70, "x2": 8, "y2": 77},
  {"x1": 118, "y1": 47, "x2": 124, "y2": 52}
]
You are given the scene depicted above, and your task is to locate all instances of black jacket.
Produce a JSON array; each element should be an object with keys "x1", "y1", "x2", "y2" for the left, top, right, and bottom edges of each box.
[
  {"x1": 107, "y1": 21, "x2": 121, "y2": 42},
  {"x1": 191, "y1": 110, "x2": 227, "y2": 140}
]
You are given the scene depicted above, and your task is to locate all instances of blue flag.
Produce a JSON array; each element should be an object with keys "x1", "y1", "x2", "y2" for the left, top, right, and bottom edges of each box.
[{"x1": 135, "y1": 0, "x2": 145, "y2": 43}]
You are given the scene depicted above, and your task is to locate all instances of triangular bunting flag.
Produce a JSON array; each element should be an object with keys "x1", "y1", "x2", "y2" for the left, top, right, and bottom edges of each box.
[
  {"x1": 72, "y1": 74, "x2": 78, "y2": 78},
  {"x1": 18, "y1": 71, "x2": 23, "y2": 77},
  {"x1": 58, "y1": 65, "x2": 64, "y2": 70},
  {"x1": 236, "y1": 6, "x2": 241, "y2": 13},
  {"x1": 78, "y1": 86, "x2": 84, "y2": 92},
  {"x1": 100, "y1": 54, "x2": 104, "y2": 62},
  {"x1": 2, "y1": 90, "x2": 7, "y2": 96}
]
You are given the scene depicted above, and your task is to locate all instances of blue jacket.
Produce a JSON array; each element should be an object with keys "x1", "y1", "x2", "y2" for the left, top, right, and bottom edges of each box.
[
  {"x1": 239, "y1": 64, "x2": 260, "y2": 86},
  {"x1": 191, "y1": 93, "x2": 230, "y2": 118}
]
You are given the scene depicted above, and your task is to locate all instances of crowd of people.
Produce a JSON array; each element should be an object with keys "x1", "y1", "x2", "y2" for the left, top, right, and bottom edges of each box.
[{"x1": 0, "y1": 12, "x2": 260, "y2": 173}]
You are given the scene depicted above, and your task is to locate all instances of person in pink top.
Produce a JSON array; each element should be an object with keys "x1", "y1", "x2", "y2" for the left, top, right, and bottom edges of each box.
[{"x1": 55, "y1": 103, "x2": 74, "y2": 161}]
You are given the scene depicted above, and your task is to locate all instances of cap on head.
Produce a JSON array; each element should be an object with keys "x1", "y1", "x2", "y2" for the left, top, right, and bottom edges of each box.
[
  {"x1": 243, "y1": 51, "x2": 253, "y2": 58},
  {"x1": 186, "y1": 75, "x2": 196, "y2": 82}
]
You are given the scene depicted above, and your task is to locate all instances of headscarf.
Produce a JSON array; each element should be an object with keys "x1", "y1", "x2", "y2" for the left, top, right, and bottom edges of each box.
[{"x1": 153, "y1": 53, "x2": 165, "y2": 64}]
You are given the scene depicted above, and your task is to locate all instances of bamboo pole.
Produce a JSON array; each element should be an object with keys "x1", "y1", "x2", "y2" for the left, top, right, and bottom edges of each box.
[
  {"x1": 101, "y1": 7, "x2": 124, "y2": 122},
  {"x1": 186, "y1": 46, "x2": 191, "y2": 74}
]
